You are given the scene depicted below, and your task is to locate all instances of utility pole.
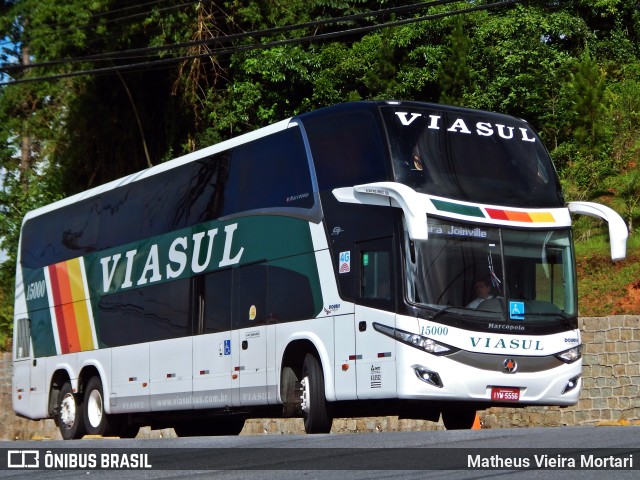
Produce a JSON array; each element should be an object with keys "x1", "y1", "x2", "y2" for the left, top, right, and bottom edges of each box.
[{"x1": 19, "y1": 25, "x2": 31, "y2": 193}]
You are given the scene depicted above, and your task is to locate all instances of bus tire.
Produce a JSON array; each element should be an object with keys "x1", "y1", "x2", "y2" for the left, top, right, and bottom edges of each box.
[
  {"x1": 301, "y1": 353, "x2": 332, "y2": 434},
  {"x1": 83, "y1": 377, "x2": 114, "y2": 436},
  {"x1": 57, "y1": 382, "x2": 86, "y2": 440},
  {"x1": 441, "y1": 404, "x2": 477, "y2": 430}
]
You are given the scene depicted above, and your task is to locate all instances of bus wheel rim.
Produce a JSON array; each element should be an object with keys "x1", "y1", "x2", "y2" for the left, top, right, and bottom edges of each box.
[
  {"x1": 87, "y1": 390, "x2": 103, "y2": 428},
  {"x1": 60, "y1": 394, "x2": 76, "y2": 429},
  {"x1": 300, "y1": 377, "x2": 310, "y2": 414}
]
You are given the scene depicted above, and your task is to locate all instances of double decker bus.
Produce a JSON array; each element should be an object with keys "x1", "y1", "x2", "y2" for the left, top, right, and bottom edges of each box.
[{"x1": 12, "y1": 100, "x2": 627, "y2": 439}]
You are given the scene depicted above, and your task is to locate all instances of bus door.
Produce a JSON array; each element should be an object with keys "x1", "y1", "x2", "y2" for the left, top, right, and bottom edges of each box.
[
  {"x1": 192, "y1": 270, "x2": 233, "y2": 409},
  {"x1": 354, "y1": 238, "x2": 397, "y2": 399},
  {"x1": 232, "y1": 263, "x2": 269, "y2": 406}
]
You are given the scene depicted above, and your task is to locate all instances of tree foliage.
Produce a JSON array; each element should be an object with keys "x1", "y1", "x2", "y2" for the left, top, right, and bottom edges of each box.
[{"x1": 0, "y1": 0, "x2": 639, "y2": 345}]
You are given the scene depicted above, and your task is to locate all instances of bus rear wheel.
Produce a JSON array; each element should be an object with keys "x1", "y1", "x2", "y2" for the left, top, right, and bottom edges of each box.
[
  {"x1": 57, "y1": 382, "x2": 86, "y2": 440},
  {"x1": 83, "y1": 377, "x2": 119, "y2": 437},
  {"x1": 84, "y1": 377, "x2": 105, "y2": 435},
  {"x1": 300, "y1": 353, "x2": 332, "y2": 434}
]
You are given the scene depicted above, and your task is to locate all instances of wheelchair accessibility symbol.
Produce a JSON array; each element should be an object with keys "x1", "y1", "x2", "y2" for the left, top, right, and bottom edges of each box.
[
  {"x1": 510, "y1": 301, "x2": 525, "y2": 320},
  {"x1": 224, "y1": 339, "x2": 231, "y2": 355}
]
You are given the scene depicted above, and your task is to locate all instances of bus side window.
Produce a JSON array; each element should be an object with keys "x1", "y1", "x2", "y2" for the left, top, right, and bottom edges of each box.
[
  {"x1": 223, "y1": 127, "x2": 313, "y2": 216},
  {"x1": 267, "y1": 256, "x2": 320, "y2": 323},
  {"x1": 98, "y1": 278, "x2": 191, "y2": 347},
  {"x1": 201, "y1": 269, "x2": 232, "y2": 334},
  {"x1": 303, "y1": 110, "x2": 388, "y2": 191},
  {"x1": 361, "y1": 251, "x2": 391, "y2": 300},
  {"x1": 357, "y1": 237, "x2": 394, "y2": 309},
  {"x1": 233, "y1": 264, "x2": 268, "y2": 330},
  {"x1": 15, "y1": 318, "x2": 30, "y2": 359}
]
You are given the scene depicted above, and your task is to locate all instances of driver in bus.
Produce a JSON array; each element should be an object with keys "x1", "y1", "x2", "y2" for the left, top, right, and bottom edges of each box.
[
  {"x1": 411, "y1": 145, "x2": 424, "y2": 171},
  {"x1": 466, "y1": 278, "x2": 493, "y2": 308}
]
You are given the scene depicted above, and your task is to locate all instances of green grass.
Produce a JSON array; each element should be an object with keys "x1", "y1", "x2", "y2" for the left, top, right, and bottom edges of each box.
[{"x1": 575, "y1": 234, "x2": 640, "y2": 316}]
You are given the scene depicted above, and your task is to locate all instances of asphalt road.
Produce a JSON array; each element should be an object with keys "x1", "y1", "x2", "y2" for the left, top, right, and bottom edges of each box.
[{"x1": 1, "y1": 426, "x2": 639, "y2": 480}]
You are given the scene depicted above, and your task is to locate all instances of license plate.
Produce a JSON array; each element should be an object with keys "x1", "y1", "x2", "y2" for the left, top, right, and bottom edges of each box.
[{"x1": 491, "y1": 386, "x2": 520, "y2": 402}]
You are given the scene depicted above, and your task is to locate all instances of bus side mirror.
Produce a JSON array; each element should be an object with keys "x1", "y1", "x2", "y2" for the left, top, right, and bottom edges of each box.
[
  {"x1": 567, "y1": 201, "x2": 628, "y2": 261},
  {"x1": 333, "y1": 182, "x2": 429, "y2": 240}
]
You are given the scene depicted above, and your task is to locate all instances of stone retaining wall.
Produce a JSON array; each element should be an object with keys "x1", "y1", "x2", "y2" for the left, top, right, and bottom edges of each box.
[{"x1": 1, "y1": 315, "x2": 638, "y2": 440}]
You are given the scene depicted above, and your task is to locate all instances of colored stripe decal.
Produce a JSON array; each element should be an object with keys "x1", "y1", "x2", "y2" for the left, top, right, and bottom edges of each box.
[
  {"x1": 48, "y1": 263, "x2": 71, "y2": 354},
  {"x1": 529, "y1": 211, "x2": 555, "y2": 223},
  {"x1": 48, "y1": 258, "x2": 95, "y2": 353},
  {"x1": 67, "y1": 258, "x2": 94, "y2": 351},
  {"x1": 486, "y1": 208, "x2": 555, "y2": 223},
  {"x1": 430, "y1": 198, "x2": 555, "y2": 223},
  {"x1": 485, "y1": 208, "x2": 509, "y2": 221},
  {"x1": 431, "y1": 199, "x2": 484, "y2": 218},
  {"x1": 54, "y1": 261, "x2": 81, "y2": 353}
]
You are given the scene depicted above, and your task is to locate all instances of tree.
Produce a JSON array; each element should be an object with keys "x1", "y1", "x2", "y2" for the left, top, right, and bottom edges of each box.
[
  {"x1": 606, "y1": 168, "x2": 640, "y2": 233},
  {"x1": 437, "y1": 17, "x2": 472, "y2": 105}
]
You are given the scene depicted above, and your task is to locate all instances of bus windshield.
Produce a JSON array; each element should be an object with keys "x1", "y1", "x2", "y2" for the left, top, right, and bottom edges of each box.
[
  {"x1": 404, "y1": 219, "x2": 577, "y2": 323},
  {"x1": 381, "y1": 104, "x2": 564, "y2": 208}
]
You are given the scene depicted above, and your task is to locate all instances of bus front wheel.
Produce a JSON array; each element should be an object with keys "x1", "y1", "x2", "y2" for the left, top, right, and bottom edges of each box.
[
  {"x1": 441, "y1": 404, "x2": 477, "y2": 430},
  {"x1": 57, "y1": 382, "x2": 86, "y2": 440},
  {"x1": 300, "y1": 353, "x2": 332, "y2": 434}
]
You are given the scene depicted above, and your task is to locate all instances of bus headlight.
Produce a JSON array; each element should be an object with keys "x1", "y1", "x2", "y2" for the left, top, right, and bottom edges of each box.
[
  {"x1": 554, "y1": 345, "x2": 582, "y2": 364},
  {"x1": 373, "y1": 323, "x2": 454, "y2": 356}
]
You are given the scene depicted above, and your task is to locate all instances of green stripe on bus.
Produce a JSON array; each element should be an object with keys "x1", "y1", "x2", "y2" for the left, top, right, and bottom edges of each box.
[{"x1": 431, "y1": 199, "x2": 485, "y2": 218}]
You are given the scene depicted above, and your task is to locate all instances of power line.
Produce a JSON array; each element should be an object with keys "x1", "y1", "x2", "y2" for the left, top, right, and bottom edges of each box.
[
  {"x1": 1, "y1": 0, "x2": 462, "y2": 72},
  {"x1": 0, "y1": 0, "x2": 521, "y2": 86},
  {"x1": 0, "y1": 1, "x2": 206, "y2": 52}
]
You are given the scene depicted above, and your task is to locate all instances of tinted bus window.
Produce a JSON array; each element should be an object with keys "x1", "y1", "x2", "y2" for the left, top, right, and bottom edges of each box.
[
  {"x1": 99, "y1": 185, "x2": 144, "y2": 251},
  {"x1": 381, "y1": 105, "x2": 564, "y2": 208},
  {"x1": 184, "y1": 155, "x2": 226, "y2": 225},
  {"x1": 98, "y1": 278, "x2": 191, "y2": 347},
  {"x1": 21, "y1": 198, "x2": 100, "y2": 269},
  {"x1": 233, "y1": 263, "x2": 267, "y2": 330},
  {"x1": 22, "y1": 156, "x2": 226, "y2": 268},
  {"x1": 222, "y1": 127, "x2": 313, "y2": 216},
  {"x1": 268, "y1": 255, "x2": 318, "y2": 323},
  {"x1": 303, "y1": 110, "x2": 388, "y2": 191},
  {"x1": 202, "y1": 269, "x2": 232, "y2": 334}
]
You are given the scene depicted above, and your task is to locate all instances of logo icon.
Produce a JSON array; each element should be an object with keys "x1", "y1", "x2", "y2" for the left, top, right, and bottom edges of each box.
[
  {"x1": 509, "y1": 301, "x2": 525, "y2": 320},
  {"x1": 338, "y1": 251, "x2": 350, "y2": 273},
  {"x1": 7, "y1": 450, "x2": 39, "y2": 468},
  {"x1": 503, "y1": 358, "x2": 518, "y2": 373}
]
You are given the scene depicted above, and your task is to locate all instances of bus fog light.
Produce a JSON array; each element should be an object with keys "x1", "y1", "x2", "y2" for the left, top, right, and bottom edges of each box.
[
  {"x1": 561, "y1": 374, "x2": 580, "y2": 394},
  {"x1": 412, "y1": 365, "x2": 443, "y2": 388}
]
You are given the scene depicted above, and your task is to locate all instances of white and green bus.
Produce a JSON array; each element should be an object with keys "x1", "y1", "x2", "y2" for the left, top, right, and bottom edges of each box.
[{"x1": 12, "y1": 100, "x2": 627, "y2": 439}]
